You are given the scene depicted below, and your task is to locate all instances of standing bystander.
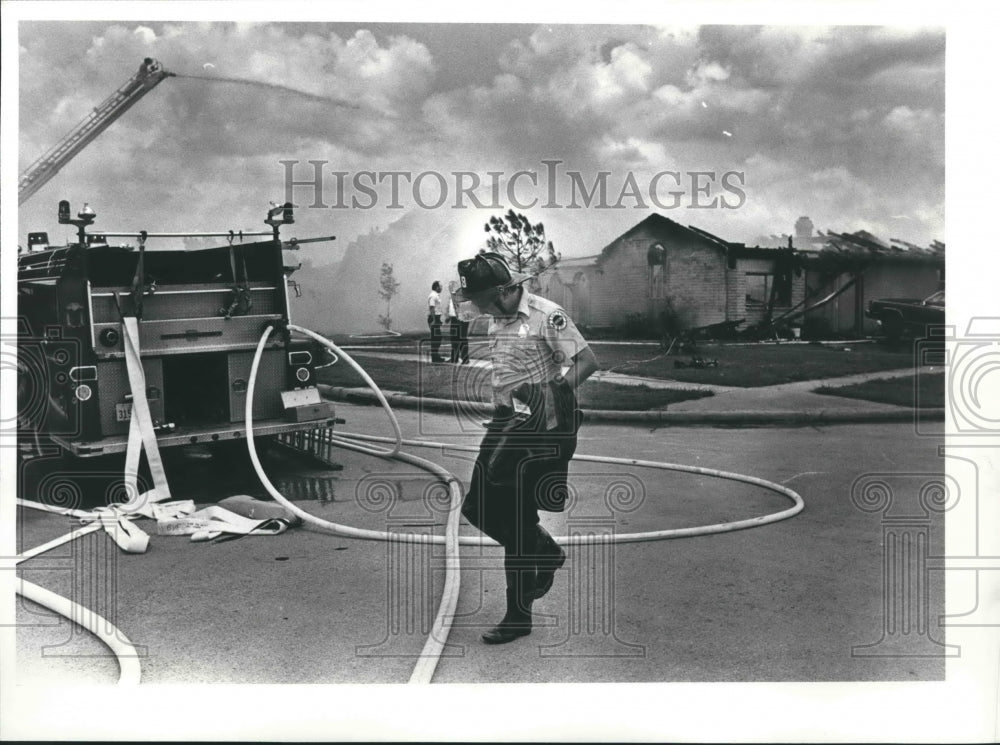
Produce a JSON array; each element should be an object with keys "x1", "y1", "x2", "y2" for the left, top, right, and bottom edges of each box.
[
  {"x1": 446, "y1": 296, "x2": 471, "y2": 364},
  {"x1": 427, "y1": 280, "x2": 445, "y2": 363}
]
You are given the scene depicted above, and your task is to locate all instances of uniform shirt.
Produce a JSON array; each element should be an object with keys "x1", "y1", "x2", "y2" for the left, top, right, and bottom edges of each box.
[
  {"x1": 446, "y1": 298, "x2": 457, "y2": 319},
  {"x1": 427, "y1": 290, "x2": 442, "y2": 316},
  {"x1": 488, "y1": 291, "x2": 588, "y2": 428}
]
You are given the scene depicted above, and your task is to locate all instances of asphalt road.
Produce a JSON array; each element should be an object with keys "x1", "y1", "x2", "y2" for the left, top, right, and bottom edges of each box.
[{"x1": 15, "y1": 402, "x2": 952, "y2": 685}]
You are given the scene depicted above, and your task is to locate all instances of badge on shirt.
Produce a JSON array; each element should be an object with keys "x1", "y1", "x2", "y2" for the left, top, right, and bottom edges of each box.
[
  {"x1": 547, "y1": 311, "x2": 568, "y2": 331},
  {"x1": 518, "y1": 322, "x2": 530, "y2": 338}
]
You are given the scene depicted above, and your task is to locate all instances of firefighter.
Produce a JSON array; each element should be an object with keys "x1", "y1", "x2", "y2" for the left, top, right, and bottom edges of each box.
[{"x1": 452, "y1": 252, "x2": 598, "y2": 644}]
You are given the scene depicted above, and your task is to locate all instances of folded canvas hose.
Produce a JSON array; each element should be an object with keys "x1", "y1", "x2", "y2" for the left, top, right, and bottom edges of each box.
[{"x1": 15, "y1": 321, "x2": 804, "y2": 686}]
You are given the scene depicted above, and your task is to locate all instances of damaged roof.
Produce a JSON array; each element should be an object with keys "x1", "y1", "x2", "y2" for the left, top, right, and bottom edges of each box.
[
  {"x1": 542, "y1": 214, "x2": 945, "y2": 277},
  {"x1": 814, "y1": 230, "x2": 945, "y2": 263}
]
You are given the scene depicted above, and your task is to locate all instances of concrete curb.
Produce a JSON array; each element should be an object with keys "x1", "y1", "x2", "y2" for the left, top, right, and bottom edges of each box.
[
  {"x1": 320, "y1": 385, "x2": 494, "y2": 416},
  {"x1": 318, "y1": 385, "x2": 946, "y2": 427}
]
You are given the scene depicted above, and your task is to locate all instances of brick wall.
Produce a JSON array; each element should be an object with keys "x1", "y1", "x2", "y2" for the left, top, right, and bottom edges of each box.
[
  {"x1": 584, "y1": 224, "x2": 732, "y2": 328},
  {"x1": 588, "y1": 235, "x2": 652, "y2": 326},
  {"x1": 533, "y1": 218, "x2": 808, "y2": 333},
  {"x1": 663, "y1": 243, "x2": 728, "y2": 328}
]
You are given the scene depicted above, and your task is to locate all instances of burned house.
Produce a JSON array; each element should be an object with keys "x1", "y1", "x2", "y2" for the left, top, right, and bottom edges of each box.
[
  {"x1": 796, "y1": 229, "x2": 945, "y2": 336},
  {"x1": 535, "y1": 213, "x2": 944, "y2": 337},
  {"x1": 534, "y1": 213, "x2": 804, "y2": 333}
]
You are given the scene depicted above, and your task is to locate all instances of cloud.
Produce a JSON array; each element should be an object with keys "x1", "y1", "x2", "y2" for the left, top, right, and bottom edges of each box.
[
  {"x1": 18, "y1": 22, "x2": 441, "y2": 245},
  {"x1": 17, "y1": 21, "x2": 945, "y2": 266}
]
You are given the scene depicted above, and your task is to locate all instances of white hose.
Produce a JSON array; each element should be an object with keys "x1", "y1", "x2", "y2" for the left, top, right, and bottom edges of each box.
[
  {"x1": 271, "y1": 326, "x2": 805, "y2": 542},
  {"x1": 331, "y1": 432, "x2": 805, "y2": 542},
  {"x1": 249, "y1": 324, "x2": 805, "y2": 686},
  {"x1": 289, "y1": 324, "x2": 402, "y2": 457},
  {"x1": 16, "y1": 497, "x2": 94, "y2": 520},
  {"x1": 250, "y1": 327, "x2": 465, "y2": 683},
  {"x1": 14, "y1": 522, "x2": 105, "y2": 564},
  {"x1": 15, "y1": 321, "x2": 806, "y2": 688},
  {"x1": 314, "y1": 347, "x2": 338, "y2": 369},
  {"x1": 13, "y1": 519, "x2": 144, "y2": 684},
  {"x1": 16, "y1": 579, "x2": 143, "y2": 685}
]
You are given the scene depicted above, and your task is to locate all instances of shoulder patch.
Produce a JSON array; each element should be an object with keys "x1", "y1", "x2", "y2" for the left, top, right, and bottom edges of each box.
[{"x1": 547, "y1": 310, "x2": 568, "y2": 330}]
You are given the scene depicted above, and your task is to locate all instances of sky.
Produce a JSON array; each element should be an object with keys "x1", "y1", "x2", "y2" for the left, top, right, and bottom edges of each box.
[{"x1": 13, "y1": 19, "x2": 946, "y2": 262}]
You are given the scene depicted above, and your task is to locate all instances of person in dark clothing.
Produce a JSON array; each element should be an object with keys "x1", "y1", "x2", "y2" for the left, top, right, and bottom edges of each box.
[
  {"x1": 452, "y1": 252, "x2": 598, "y2": 644},
  {"x1": 446, "y1": 296, "x2": 470, "y2": 364},
  {"x1": 427, "y1": 280, "x2": 445, "y2": 363}
]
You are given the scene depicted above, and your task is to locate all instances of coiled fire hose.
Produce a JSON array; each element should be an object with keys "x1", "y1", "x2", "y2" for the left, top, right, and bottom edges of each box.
[
  {"x1": 15, "y1": 321, "x2": 804, "y2": 686},
  {"x1": 249, "y1": 324, "x2": 805, "y2": 684}
]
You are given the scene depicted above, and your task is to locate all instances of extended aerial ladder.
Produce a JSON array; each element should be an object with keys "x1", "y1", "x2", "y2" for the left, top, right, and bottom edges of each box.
[{"x1": 18, "y1": 57, "x2": 174, "y2": 205}]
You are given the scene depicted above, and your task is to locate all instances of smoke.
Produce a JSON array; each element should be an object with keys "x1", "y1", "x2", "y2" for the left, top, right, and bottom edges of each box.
[
  {"x1": 173, "y1": 73, "x2": 360, "y2": 110},
  {"x1": 291, "y1": 207, "x2": 482, "y2": 335}
]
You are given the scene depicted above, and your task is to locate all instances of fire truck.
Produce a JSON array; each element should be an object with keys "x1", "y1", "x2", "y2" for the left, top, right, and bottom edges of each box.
[
  {"x1": 16, "y1": 201, "x2": 337, "y2": 457},
  {"x1": 17, "y1": 58, "x2": 341, "y2": 459}
]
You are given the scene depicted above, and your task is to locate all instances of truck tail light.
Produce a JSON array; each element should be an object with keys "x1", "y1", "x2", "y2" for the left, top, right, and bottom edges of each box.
[
  {"x1": 74, "y1": 384, "x2": 93, "y2": 401},
  {"x1": 287, "y1": 345, "x2": 316, "y2": 389}
]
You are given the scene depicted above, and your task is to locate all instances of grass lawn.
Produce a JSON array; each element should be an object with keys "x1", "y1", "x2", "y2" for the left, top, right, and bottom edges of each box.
[
  {"x1": 577, "y1": 382, "x2": 712, "y2": 410},
  {"x1": 814, "y1": 373, "x2": 945, "y2": 408},
  {"x1": 591, "y1": 341, "x2": 920, "y2": 387},
  {"x1": 317, "y1": 356, "x2": 712, "y2": 410},
  {"x1": 321, "y1": 332, "x2": 925, "y2": 389}
]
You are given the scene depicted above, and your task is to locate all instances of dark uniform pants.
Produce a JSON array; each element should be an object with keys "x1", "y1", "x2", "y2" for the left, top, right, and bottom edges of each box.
[
  {"x1": 448, "y1": 318, "x2": 470, "y2": 362},
  {"x1": 462, "y1": 380, "x2": 581, "y2": 562},
  {"x1": 427, "y1": 313, "x2": 443, "y2": 360}
]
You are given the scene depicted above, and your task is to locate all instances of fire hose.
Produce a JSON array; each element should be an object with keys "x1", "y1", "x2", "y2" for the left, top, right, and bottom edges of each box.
[
  {"x1": 250, "y1": 324, "x2": 805, "y2": 684},
  {"x1": 15, "y1": 322, "x2": 805, "y2": 685}
]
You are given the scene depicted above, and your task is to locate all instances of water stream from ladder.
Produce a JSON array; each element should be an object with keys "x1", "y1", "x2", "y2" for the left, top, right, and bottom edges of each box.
[{"x1": 174, "y1": 73, "x2": 361, "y2": 110}]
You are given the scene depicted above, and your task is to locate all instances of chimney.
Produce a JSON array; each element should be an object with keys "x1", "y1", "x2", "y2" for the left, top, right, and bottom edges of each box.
[{"x1": 793, "y1": 216, "x2": 815, "y2": 248}]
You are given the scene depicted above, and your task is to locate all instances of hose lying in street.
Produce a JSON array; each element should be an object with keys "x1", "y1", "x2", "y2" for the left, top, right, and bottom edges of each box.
[
  {"x1": 12, "y1": 517, "x2": 143, "y2": 685},
  {"x1": 248, "y1": 324, "x2": 806, "y2": 684},
  {"x1": 15, "y1": 321, "x2": 804, "y2": 687},
  {"x1": 252, "y1": 325, "x2": 463, "y2": 683},
  {"x1": 16, "y1": 578, "x2": 143, "y2": 685},
  {"x1": 266, "y1": 326, "x2": 805, "y2": 543},
  {"x1": 332, "y1": 432, "x2": 806, "y2": 542}
]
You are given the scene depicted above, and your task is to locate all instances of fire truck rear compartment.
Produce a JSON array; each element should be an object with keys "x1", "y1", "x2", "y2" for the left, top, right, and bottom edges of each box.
[{"x1": 163, "y1": 353, "x2": 230, "y2": 425}]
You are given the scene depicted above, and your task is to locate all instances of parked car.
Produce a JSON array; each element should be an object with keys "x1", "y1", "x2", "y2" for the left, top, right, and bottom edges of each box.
[{"x1": 866, "y1": 290, "x2": 945, "y2": 341}]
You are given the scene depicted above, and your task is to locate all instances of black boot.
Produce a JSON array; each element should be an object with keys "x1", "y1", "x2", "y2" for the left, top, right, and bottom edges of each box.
[
  {"x1": 533, "y1": 525, "x2": 566, "y2": 600},
  {"x1": 482, "y1": 565, "x2": 535, "y2": 644}
]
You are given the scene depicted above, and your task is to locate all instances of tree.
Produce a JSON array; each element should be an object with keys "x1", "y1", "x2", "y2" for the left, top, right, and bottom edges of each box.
[
  {"x1": 484, "y1": 209, "x2": 559, "y2": 275},
  {"x1": 377, "y1": 262, "x2": 401, "y2": 331}
]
